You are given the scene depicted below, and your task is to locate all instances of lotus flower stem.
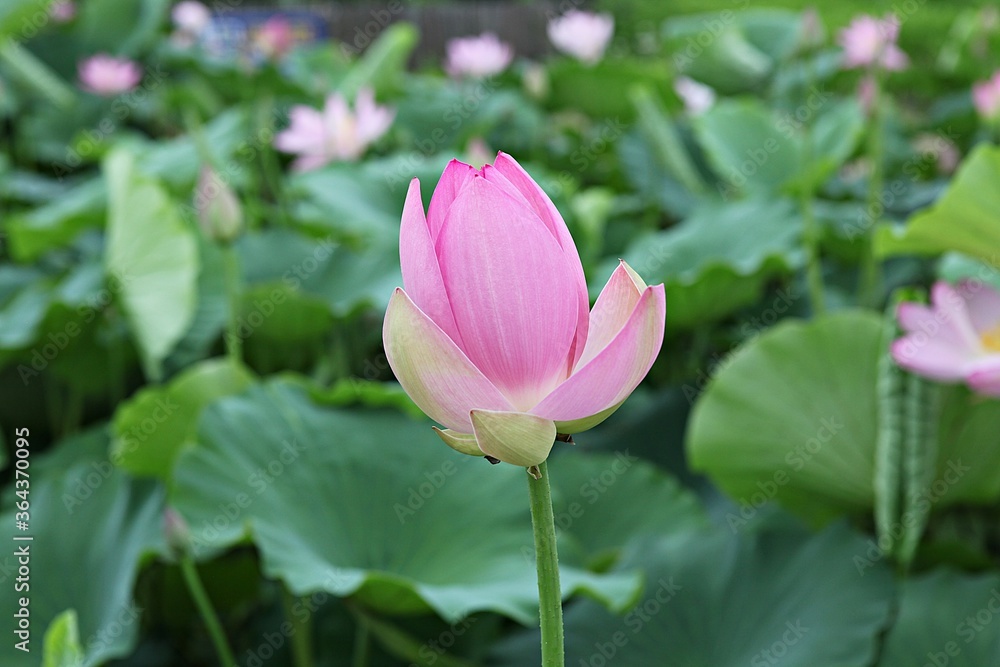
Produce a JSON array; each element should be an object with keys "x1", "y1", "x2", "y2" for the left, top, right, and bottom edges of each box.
[
  {"x1": 222, "y1": 245, "x2": 243, "y2": 363},
  {"x1": 527, "y1": 460, "x2": 565, "y2": 666},
  {"x1": 180, "y1": 555, "x2": 236, "y2": 667},
  {"x1": 859, "y1": 71, "x2": 885, "y2": 307},
  {"x1": 283, "y1": 588, "x2": 316, "y2": 667}
]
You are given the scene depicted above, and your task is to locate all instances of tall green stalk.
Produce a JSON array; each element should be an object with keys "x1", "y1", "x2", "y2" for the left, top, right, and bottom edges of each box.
[
  {"x1": 527, "y1": 460, "x2": 564, "y2": 667},
  {"x1": 180, "y1": 555, "x2": 236, "y2": 667},
  {"x1": 860, "y1": 72, "x2": 885, "y2": 308}
]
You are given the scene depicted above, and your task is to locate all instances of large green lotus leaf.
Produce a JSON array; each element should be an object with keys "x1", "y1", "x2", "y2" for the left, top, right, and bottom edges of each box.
[
  {"x1": 5, "y1": 179, "x2": 105, "y2": 263},
  {"x1": 491, "y1": 519, "x2": 893, "y2": 666},
  {"x1": 880, "y1": 569, "x2": 1000, "y2": 665},
  {"x1": 104, "y1": 148, "x2": 199, "y2": 381},
  {"x1": 875, "y1": 144, "x2": 1000, "y2": 265},
  {"x1": 613, "y1": 197, "x2": 802, "y2": 327},
  {"x1": 111, "y1": 358, "x2": 256, "y2": 479},
  {"x1": 171, "y1": 381, "x2": 667, "y2": 624},
  {"x1": 0, "y1": 427, "x2": 164, "y2": 667},
  {"x1": 693, "y1": 98, "x2": 801, "y2": 194},
  {"x1": 933, "y1": 386, "x2": 1000, "y2": 505},
  {"x1": 664, "y1": 18, "x2": 772, "y2": 94},
  {"x1": 164, "y1": 238, "x2": 228, "y2": 374},
  {"x1": 545, "y1": 452, "x2": 707, "y2": 566},
  {"x1": 688, "y1": 312, "x2": 883, "y2": 525}
]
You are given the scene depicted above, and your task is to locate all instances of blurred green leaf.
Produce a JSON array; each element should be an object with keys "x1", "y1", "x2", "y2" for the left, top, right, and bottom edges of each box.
[
  {"x1": 111, "y1": 357, "x2": 255, "y2": 479},
  {"x1": 880, "y1": 569, "x2": 1000, "y2": 665},
  {"x1": 875, "y1": 144, "x2": 1000, "y2": 265},
  {"x1": 547, "y1": 58, "x2": 678, "y2": 121},
  {"x1": 492, "y1": 519, "x2": 893, "y2": 666},
  {"x1": 0, "y1": 38, "x2": 73, "y2": 108},
  {"x1": 171, "y1": 380, "x2": 669, "y2": 623},
  {"x1": 339, "y1": 22, "x2": 419, "y2": 97},
  {"x1": 612, "y1": 197, "x2": 803, "y2": 327},
  {"x1": 42, "y1": 610, "x2": 84, "y2": 667},
  {"x1": 0, "y1": 427, "x2": 164, "y2": 667},
  {"x1": 104, "y1": 148, "x2": 199, "y2": 380}
]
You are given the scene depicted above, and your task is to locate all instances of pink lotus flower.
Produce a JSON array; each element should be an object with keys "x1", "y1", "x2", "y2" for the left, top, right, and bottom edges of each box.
[
  {"x1": 445, "y1": 33, "x2": 513, "y2": 78},
  {"x1": 547, "y1": 10, "x2": 614, "y2": 65},
  {"x1": 383, "y1": 153, "x2": 666, "y2": 467},
  {"x1": 255, "y1": 16, "x2": 295, "y2": 60},
  {"x1": 838, "y1": 14, "x2": 909, "y2": 71},
  {"x1": 78, "y1": 54, "x2": 142, "y2": 96},
  {"x1": 674, "y1": 76, "x2": 716, "y2": 116},
  {"x1": 50, "y1": 1, "x2": 76, "y2": 23},
  {"x1": 274, "y1": 88, "x2": 394, "y2": 171},
  {"x1": 892, "y1": 281, "x2": 1000, "y2": 397},
  {"x1": 973, "y1": 71, "x2": 1000, "y2": 122},
  {"x1": 172, "y1": 1, "x2": 211, "y2": 36}
]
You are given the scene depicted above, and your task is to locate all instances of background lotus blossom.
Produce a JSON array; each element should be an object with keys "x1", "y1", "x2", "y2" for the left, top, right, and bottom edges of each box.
[
  {"x1": 49, "y1": 0, "x2": 76, "y2": 23},
  {"x1": 78, "y1": 54, "x2": 143, "y2": 96},
  {"x1": 274, "y1": 88, "x2": 395, "y2": 171},
  {"x1": 255, "y1": 16, "x2": 295, "y2": 60},
  {"x1": 383, "y1": 153, "x2": 665, "y2": 467},
  {"x1": 547, "y1": 10, "x2": 615, "y2": 65},
  {"x1": 674, "y1": 76, "x2": 716, "y2": 116},
  {"x1": 172, "y1": 1, "x2": 211, "y2": 36},
  {"x1": 445, "y1": 33, "x2": 513, "y2": 78},
  {"x1": 838, "y1": 14, "x2": 909, "y2": 71},
  {"x1": 973, "y1": 71, "x2": 1000, "y2": 122},
  {"x1": 892, "y1": 281, "x2": 1000, "y2": 397}
]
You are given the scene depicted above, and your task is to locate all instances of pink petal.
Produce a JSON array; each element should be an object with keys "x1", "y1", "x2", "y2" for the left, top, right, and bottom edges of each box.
[
  {"x1": 890, "y1": 336, "x2": 972, "y2": 382},
  {"x1": 399, "y1": 178, "x2": 464, "y2": 345},
  {"x1": 955, "y1": 280, "x2": 1000, "y2": 335},
  {"x1": 426, "y1": 160, "x2": 475, "y2": 240},
  {"x1": 290, "y1": 154, "x2": 331, "y2": 172},
  {"x1": 383, "y1": 288, "x2": 513, "y2": 432},
  {"x1": 274, "y1": 106, "x2": 326, "y2": 153},
  {"x1": 966, "y1": 357, "x2": 1000, "y2": 397},
  {"x1": 577, "y1": 261, "x2": 644, "y2": 369},
  {"x1": 435, "y1": 175, "x2": 580, "y2": 410},
  {"x1": 491, "y1": 152, "x2": 590, "y2": 369},
  {"x1": 531, "y1": 284, "x2": 665, "y2": 432}
]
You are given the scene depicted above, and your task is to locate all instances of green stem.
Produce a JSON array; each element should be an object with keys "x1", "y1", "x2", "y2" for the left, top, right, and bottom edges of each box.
[
  {"x1": 180, "y1": 556, "x2": 236, "y2": 667},
  {"x1": 527, "y1": 460, "x2": 564, "y2": 667},
  {"x1": 351, "y1": 613, "x2": 371, "y2": 667},
  {"x1": 222, "y1": 245, "x2": 243, "y2": 363},
  {"x1": 860, "y1": 72, "x2": 885, "y2": 308},
  {"x1": 798, "y1": 53, "x2": 825, "y2": 316},
  {"x1": 282, "y1": 588, "x2": 316, "y2": 667}
]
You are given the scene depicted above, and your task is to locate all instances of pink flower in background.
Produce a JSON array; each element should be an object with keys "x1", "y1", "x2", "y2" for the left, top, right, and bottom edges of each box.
[
  {"x1": 674, "y1": 76, "x2": 716, "y2": 116},
  {"x1": 547, "y1": 10, "x2": 614, "y2": 65},
  {"x1": 383, "y1": 153, "x2": 666, "y2": 467},
  {"x1": 445, "y1": 33, "x2": 513, "y2": 78},
  {"x1": 274, "y1": 88, "x2": 394, "y2": 171},
  {"x1": 857, "y1": 74, "x2": 877, "y2": 115},
  {"x1": 911, "y1": 133, "x2": 960, "y2": 175},
  {"x1": 972, "y1": 71, "x2": 1000, "y2": 122},
  {"x1": 50, "y1": 1, "x2": 76, "y2": 23},
  {"x1": 838, "y1": 14, "x2": 909, "y2": 71},
  {"x1": 892, "y1": 281, "x2": 1000, "y2": 397},
  {"x1": 255, "y1": 16, "x2": 295, "y2": 60},
  {"x1": 172, "y1": 1, "x2": 211, "y2": 36},
  {"x1": 78, "y1": 54, "x2": 142, "y2": 96}
]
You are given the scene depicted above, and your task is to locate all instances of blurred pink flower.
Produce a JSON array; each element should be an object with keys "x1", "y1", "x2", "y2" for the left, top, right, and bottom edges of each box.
[
  {"x1": 838, "y1": 14, "x2": 909, "y2": 71},
  {"x1": 445, "y1": 33, "x2": 513, "y2": 78},
  {"x1": 172, "y1": 1, "x2": 211, "y2": 36},
  {"x1": 892, "y1": 281, "x2": 1000, "y2": 397},
  {"x1": 274, "y1": 88, "x2": 394, "y2": 171},
  {"x1": 383, "y1": 153, "x2": 665, "y2": 467},
  {"x1": 857, "y1": 74, "x2": 877, "y2": 116},
  {"x1": 78, "y1": 54, "x2": 142, "y2": 96},
  {"x1": 972, "y1": 71, "x2": 1000, "y2": 122},
  {"x1": 50, "y1": 1, "x2": 76, "y2": 23},
  {"x1": 674, "y1": 76, "x2": 716, "y2": 116},
  {"x1": 256, "y1": 16, "x2": 295, "y2": 60},
  {"x1": 547, "y1": 10, "x2": 614, "y2": 65},
  {"x1": 911, "y1": 133, "x2": 960, "y2": 175}
]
